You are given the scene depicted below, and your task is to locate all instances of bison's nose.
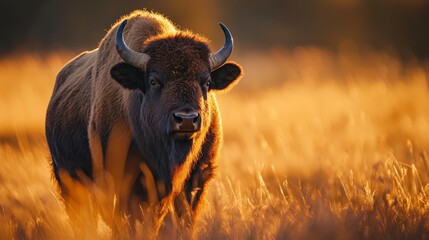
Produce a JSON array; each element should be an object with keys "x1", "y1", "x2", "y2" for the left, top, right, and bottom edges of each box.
[{"x1": 172, "y1": 110, "x2": 201, "y2": 132}]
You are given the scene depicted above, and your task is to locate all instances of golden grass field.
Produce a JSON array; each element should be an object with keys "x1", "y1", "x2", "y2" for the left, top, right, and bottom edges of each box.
[{"x1": 1, "y1": 47, "x2": 429, "y2": 239}]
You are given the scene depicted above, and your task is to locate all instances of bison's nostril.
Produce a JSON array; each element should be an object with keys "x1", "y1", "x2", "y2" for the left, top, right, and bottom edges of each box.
[
  {"x1": 193, "y1": 115, "x2": 199, "y2": 124},
  {"x1": 174, "y1": 115, "x2": 183, "y2": 124}
]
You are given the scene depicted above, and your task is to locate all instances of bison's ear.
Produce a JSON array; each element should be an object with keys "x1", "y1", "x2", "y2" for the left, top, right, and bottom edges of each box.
[
  {"x1": 210, "y1": 62, "x2": 243, "y2": 92},
  {"x1": 110, "y1": 63, "x2": 146, "y2": 92}
]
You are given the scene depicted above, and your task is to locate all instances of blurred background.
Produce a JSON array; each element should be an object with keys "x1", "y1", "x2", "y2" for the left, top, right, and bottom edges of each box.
[{"x1": 1, "y1": 0, "x2": 429, "y2": 59}]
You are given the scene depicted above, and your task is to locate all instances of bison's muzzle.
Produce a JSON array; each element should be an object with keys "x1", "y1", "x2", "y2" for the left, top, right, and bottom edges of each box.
[{"x1": 170, "y1": 108, "x2": 201, "y2": 140}]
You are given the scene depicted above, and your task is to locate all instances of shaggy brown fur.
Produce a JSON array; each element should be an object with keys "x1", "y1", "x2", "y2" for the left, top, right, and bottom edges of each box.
[{"x1": 45, "y1": 10, "x2": 242, "y2": 232}]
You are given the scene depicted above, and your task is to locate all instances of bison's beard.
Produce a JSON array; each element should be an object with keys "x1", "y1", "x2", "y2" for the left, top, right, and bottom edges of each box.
[{"x1": 136, "y1": 127, "x2": 203, "y2": 196}]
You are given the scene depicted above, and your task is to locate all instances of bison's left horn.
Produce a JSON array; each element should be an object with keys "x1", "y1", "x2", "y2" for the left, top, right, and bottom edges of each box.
[
  {"x1": 115, "y1": 20, "x2": 150, "y2": 70},
  {"x1": 209, "y1": 23, "x2": 234, "y2": 71}
]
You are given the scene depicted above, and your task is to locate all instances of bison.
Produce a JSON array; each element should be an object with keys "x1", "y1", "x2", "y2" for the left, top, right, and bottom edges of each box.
[{"x1": 45, "y1": 10, "x2": 242, "y2": 228}]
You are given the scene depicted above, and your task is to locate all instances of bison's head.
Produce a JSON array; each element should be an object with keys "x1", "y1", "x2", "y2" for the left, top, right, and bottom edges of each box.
[{"x1": 110, "y1": 20, "x2": 242, "y2": 141}]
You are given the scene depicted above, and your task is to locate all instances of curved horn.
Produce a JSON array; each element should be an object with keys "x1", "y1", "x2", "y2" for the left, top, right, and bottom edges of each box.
[
  {"x1": 115, "y1": 20, "x2": 150, "y2": 70},
  {"x1": 209, "y1": 23, "x2": 234, "y2": 71}
]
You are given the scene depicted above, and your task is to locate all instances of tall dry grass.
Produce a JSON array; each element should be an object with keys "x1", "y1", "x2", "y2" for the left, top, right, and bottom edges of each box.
[{"x1": 1, "y1": 48, "x2": 429, "y2": 239}]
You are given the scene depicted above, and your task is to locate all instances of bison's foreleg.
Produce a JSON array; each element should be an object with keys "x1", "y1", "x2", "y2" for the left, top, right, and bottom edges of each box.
[
  {"x1": 89, "y1": 121, "x2": 133, "y2": 209},
  {"x1": 88, "y1": 126, "x2": 104, "y2": 186},
  {"x1": 173, "y1": 191, "x2": 193, "y2": 226},
  {"x1": 175, "y1": 163, "x2": 215, "y2": 225},
  {"x1": 104, "y1": 123, "x2": 132, "y2": 203},
  {"x1": 189, "y1": 165, "x2": 214, "y2": 213}
]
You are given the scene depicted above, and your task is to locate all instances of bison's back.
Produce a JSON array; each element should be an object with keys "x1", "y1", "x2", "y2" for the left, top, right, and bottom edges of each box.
[{"x1": 46, "y1": 50, "x2": 97, "y2": 183}]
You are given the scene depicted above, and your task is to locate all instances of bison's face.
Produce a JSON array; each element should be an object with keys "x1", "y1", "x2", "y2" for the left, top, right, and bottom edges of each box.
[
  {"x1": 110, "y1": 20, "x2": 242, "y2": 140},
  {"x1": 110, "y1": 35, "x2": 242, "y2": 140}
]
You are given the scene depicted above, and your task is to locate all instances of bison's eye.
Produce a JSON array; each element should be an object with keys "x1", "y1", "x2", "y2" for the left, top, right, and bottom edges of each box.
[
  {"x1": 149, "y1": 77, "x2": 162, "y2": 88},
  {"x1": 205, "y1": 80, "x2": 212, "y2": 89},
  {"x1": 203, "y1": 76, "x2": 212, "y2": 91}
]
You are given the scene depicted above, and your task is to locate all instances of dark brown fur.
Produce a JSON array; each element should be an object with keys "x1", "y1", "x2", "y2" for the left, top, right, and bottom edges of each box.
[{"x1": 45, "y1": 10, "x2": 242, "y2": 226}]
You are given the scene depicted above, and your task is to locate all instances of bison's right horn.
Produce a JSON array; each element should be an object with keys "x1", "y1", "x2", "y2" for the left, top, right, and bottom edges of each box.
[
  {"x1": 115, "y1": 20, "x2": 150, "y2": 70},
  {"x1": 209, "y1": 23, "x2": 234, "y2": 71}
]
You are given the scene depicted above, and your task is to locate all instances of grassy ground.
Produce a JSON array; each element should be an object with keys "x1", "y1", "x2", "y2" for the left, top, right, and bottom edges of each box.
[{"x1": 1, "y1": 49, "x2": 429, "y2": 239}]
